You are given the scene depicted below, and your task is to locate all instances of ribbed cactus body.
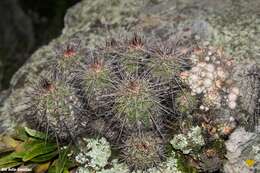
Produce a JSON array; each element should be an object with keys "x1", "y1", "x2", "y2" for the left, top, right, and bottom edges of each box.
[
  {"x1": 26, "y1": 75, "x2": 84, "y2": 141},
  {"x1": 78, "y1": 56, "x2": 116, "y2": 115},
  {"x1": 121, "y1": 131, "x2": 164, "y2": 170},
  {"x1": 54, "y1": 38, "x2": 82, "y2": 76},
  {"x1": 114, "y1": 77, "x2": 161, "y2": 128}
]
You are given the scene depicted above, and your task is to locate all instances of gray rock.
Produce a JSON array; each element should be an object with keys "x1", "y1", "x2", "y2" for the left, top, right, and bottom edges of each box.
[
  {"x1": 224, "y1": 128, "x2": 260, "y2": 173},
  {"x1": 0, "y1": 0, "x2": 34, "y2": 90},
  {"x1": 232, "y1": 63, "x2": 260, "y2": 132}
]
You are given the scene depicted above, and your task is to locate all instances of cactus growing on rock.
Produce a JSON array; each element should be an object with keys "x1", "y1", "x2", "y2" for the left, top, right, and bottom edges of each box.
[
  {"x1": 121, "y1": 131, "x2": 165, "y2": 170},
  {"x1": 25, "y1": 73, "x2": 85, "y2": 141},
  {"x1": 113, "y1": 74, "x2": 162, "y2": 129},
  {"x1": 76, "y1": 54, "x2": 116, "y2": 115},
  {"x1": 22, "y1": 33, "x2": 240, "y2": 172},
  {"x1": 54, "y1": 38, "x2": 82, "y2": 76}
]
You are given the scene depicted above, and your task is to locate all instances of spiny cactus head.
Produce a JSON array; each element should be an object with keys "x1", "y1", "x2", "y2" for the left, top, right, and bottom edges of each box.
[
  {"x1": 103, "y1": 33, "x2": 149, "y2": 75},
  {"x1": 54, "y1": 38, "x2": 82, "y2": 75},
  {"x1": 114, "y1": 75, "x2": 161, "y2": 128},
  {"x1": 81, "y1": 57, "x2": 114, "y2": 91},
  {"x1": 77, "y1": 55, "x2": 116, "y2": 115},
  {"x1": 175, "y1": 90, "x2": 198, "y2": 114},
  {"x1": 147, "y1": 43, "x2": 188, "y2": 81},
  {"x1": 121, "y1": 131, "x2": 164, "y2": 170},
  {"x1": 26, "y1": 73, "x2": 85, "y2": 141}
]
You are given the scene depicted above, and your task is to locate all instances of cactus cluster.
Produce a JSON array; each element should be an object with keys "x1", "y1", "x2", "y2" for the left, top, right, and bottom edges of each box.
[{"x1": 24, "y1": 33, "x2": 240, "y2": 172}]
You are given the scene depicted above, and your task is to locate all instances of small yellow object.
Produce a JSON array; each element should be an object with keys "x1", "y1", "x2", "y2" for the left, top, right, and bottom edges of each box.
[
  {"x1": 34, "y1": 162, "x2": 50, "y2": 173},
  {"x1": 245, "y1": 159, "x2": 255, "y2": 168}
]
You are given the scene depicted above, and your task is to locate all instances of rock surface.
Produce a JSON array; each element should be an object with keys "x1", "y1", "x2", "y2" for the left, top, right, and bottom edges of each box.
[
  {"x1": 0, "y1": 0, "x2": 34, "y2": 90},
  {"x1": 0, "y1": 0, "x2": 259, "y2": 172},
  {"x1": 224, "y1": 128, "x2": 260, "y2": 173}
]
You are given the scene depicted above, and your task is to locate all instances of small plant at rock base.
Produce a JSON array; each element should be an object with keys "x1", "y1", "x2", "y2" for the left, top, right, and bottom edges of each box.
[{"x1": 0, "y1": 127, "x2": 75, "y2": 173}]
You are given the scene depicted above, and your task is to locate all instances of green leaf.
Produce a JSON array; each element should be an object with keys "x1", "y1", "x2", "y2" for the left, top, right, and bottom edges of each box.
[
  {"x1": 55, "y1": 148, "x2": 69, "y2": 173},
  {"x1": 24, "y1": 127, "x2": 47, "y2": 140},
  {"x1": 22, "y1": 142, "x2": 57, "y2": 162},
  {"x1": 31, "y1": 151, "x2": 58, "y2": 163},
  {"x1": 12, "y1": 151, "x2": 26, "y2": 159},
  {"x1": 0, "y1": 152, "x2": 22, "y2": 169},
  {"x1": 8, "y1": 139, "x2": 50, "y2": 160},
  {"x1": 14, "y1": 139, "x2": 42, "y2": 157},
  {"x1": 0, "y1": 161, "x2": 22, "y2": 169},
  {"x1": 48, "y1": 148, "x2": 70, "y2": 173},
  {"x1": 47, "y1": 165, "x2": 56, "y2": 173},
  {"x1": 13, "y1": 127, "x2": 29, "y2": 141},
  {"x1": 63, "y1": 168, "x2": 70, "y2": 173}
]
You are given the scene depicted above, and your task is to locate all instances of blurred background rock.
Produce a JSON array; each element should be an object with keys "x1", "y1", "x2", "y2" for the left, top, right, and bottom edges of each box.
[{"x1": 0, "y1": 0, "x2": 80, "y2": 90}]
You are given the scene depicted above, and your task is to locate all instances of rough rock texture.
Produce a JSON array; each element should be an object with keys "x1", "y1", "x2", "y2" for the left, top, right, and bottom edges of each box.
[
  {"x1": 0, "y1": 0, "x2": 34, "y2": 90},
  {"x1": 0, "y1": 0, "x2": 259, "y2": 172},
  {"x1": 224, "y1": 128, "x2": 260, "y2": 173},
  {"x1": 231, "y1": 63, "x2": 260, "y2": 132}
]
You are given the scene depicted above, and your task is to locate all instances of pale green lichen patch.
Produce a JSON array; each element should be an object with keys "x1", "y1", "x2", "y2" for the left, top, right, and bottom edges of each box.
[
  {"x1": 171, "y1": 134, "x2": 190, "y2": 154},
  {"x1": 188, "y1": 126, "x2": 205, "y2": 146},
  {"x1": 98, "y1": 160, "x2": 129, "y2": 173},
  {"x1": 75, "y1": 138, "x2": 185, "y2": 173},
  {"x1": 77, "y1": 159, "x2": 129, "y2": 173},
  {"x1": 170, "y1": 126, "x2": 205, "y2": 154},
  {"x1": 75, "y1": 137, "x2": 111, "y2": 170},
  {"x1": 145, "y1": 152, "x2": 183, "y2": 173}
]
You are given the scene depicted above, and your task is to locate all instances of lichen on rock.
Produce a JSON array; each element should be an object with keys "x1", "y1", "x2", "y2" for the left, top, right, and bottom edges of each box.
[
  {"x1": 224, "y1": 128, "x2": 260, "y2": 173},
  {"x1": 170, "y1": 126, "x2": 205, "y2": 154},
  {"x1": 75, "y1": 137, "x2": 111, "y2": 170}
]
